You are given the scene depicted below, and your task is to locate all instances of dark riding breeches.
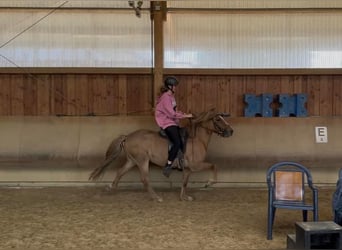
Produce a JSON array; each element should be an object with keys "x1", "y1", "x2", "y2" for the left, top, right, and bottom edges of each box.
[{"x1": 164, "y1": 125, "x2": 184, "y2": 162}]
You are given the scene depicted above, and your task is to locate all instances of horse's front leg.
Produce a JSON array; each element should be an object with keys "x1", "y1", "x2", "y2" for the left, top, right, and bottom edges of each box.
[
  {"x1": 189, "y1": 162, "x2": 218, "y2": 189},
  {"x1": 180, "y1": 168, "x2": 194, "y2": 201},
  {"x1": 180, "y1": 162, "x2": 217, "y2": 201},
  {"x1": 203, "y1": 163, "x2": 217, "y2": 188}
]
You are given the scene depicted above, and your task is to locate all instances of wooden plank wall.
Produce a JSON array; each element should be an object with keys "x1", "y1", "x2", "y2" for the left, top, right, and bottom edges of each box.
[
  {"x1": 175, "y1": 75, "x2": 342, "y2": 117},
  {"x1": 0, "y1": 74, "x2": 152, "y2": 116},
  {"x1": 0, "y1": 74, "x2": 341, "y2": 117}
]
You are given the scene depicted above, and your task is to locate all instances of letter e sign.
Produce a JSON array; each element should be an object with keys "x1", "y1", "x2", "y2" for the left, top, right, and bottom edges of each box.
[{"x1": 315, "y1": 126, "x2": 328, "y2": 143}]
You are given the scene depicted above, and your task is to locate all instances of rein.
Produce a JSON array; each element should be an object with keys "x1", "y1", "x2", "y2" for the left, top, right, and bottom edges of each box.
[
  {"x1": 198, "y1": 115, "x2": 228, "y2": 136},
  {"x1": 186, "y1": 113, "x2": 231, "y2": 163},
  {"x1": 199, "y1": 123, "x2": 217, "y2": 135}
]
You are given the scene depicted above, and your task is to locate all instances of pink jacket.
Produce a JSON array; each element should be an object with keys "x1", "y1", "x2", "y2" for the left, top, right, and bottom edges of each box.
[{"x1": 155, "y1": 92, "x2": 186, "y2": 129}]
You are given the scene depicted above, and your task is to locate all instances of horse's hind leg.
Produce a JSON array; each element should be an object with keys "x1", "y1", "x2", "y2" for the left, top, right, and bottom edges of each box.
[
  {"x1": 138, "y1": 160, "x2": 163, "y2": 202},
  {"x1": 108, "y1": 159, "x2": 135, "y2": 190}
]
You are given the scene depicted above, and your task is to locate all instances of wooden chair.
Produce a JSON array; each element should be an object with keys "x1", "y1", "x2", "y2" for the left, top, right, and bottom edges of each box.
[{"x1": 266, "y1": 161, "x2": 318, "y2": 240}]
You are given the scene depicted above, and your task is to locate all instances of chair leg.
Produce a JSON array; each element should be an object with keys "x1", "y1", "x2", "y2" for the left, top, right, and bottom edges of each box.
[
  {"x1": 313, "y1": 208, "x2": 318, "y2": 221},
  {"x1": 267, "y1": 207, "x2": 276, "y2": 240},
  {"x1": 303, "y1": 210, "x2": 308, "y2": 221},
  {"x1": 272, "y1": 207, "x2": 276, "y2": 225}
]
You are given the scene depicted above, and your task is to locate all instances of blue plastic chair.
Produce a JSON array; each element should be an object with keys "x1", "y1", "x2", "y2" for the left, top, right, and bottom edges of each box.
[
  {"x1": 266, "y1": 161, "x2": 319, "y2": 240},
  {"x1": 333, "y1": 169, "x2": 342, "y2": 225}
]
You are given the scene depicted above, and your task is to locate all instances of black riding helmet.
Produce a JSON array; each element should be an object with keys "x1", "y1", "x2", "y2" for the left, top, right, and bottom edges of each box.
[{"x1": 164, "y1": 76, "x2": 179, "y2": 90}]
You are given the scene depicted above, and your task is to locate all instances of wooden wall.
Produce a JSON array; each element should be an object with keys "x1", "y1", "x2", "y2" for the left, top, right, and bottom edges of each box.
[
  {"x1": 0, "y1": 73, "x2": 341, "y2": 117},
  {"x1": 0, "y1": 74, "x2": 152, "y2": 116},
  {"x1": 175, "y1": 75, "x2": 342, "y2": 117}
]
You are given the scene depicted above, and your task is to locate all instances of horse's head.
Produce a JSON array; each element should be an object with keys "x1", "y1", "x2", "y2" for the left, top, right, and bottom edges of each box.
[
  {"x1": 191, "y1": 108, "x2": 234, "y2": 138},
  {"x1": 212, "y1": 113, "x2": 234, "y2": 137}
]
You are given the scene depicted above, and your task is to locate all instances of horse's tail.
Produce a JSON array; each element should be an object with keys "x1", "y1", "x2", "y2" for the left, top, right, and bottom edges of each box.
[{"x1": 88, "y1": 135, "x2": 127, "y2": 181}]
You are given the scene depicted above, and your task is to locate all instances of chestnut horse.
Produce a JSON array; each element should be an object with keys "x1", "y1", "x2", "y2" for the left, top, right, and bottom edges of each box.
[{"x1": 89, "y1": 108, "x2": 233, "y2": 202}]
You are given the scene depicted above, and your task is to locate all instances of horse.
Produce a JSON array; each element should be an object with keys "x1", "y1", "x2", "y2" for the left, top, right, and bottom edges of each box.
[{"x1": 89, "y1": 108, "x2": 234, "y2": 202}]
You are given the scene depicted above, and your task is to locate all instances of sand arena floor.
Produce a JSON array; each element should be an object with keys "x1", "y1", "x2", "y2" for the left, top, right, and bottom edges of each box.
[{"x1": 0, "y1": 186, "x2": 336, "y2": 249}]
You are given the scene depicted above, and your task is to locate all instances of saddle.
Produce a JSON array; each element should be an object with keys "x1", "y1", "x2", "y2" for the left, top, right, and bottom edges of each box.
[{"x1": 159, "y1": 127, "x2": 189, "y2": 171}]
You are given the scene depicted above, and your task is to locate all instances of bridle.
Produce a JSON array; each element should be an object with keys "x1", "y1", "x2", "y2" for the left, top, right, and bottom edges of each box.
[
  {"x1": 188, "y1": 112, "x2": 232, "y2": 162},
  {"x1": 199, "y1": 115, "x2": 231, "y2": 137}
]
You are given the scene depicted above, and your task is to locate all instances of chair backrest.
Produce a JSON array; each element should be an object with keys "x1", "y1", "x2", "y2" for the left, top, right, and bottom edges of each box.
[
  {"x1": 266, "y1": 161, "x2": 318, "y2": 240},
  {"x1": 267, "y1": 161, "x2": 314, "y2": 202},
  {"x1": 274, "y1": 170, "x2": 304, "y2": 201}
]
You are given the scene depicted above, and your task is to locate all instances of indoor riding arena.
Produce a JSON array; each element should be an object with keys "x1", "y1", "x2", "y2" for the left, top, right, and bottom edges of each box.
[{"x1": 1, "y1": 1, "x2": 342, "y2": 249}]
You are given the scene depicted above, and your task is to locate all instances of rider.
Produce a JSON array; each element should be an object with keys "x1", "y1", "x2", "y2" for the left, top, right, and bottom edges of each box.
[{"x1": 155, "y1": 76, "x2": 193, "y2": 178}]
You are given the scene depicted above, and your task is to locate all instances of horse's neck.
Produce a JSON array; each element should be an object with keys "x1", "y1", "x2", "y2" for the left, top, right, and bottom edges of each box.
[{"x1": 193, "y1": 126, "x2": 212, "y2": 148}]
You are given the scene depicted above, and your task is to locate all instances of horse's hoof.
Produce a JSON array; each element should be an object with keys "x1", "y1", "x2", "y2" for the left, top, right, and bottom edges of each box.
[
  {"x1": 200, "y1": 186, "x2": 214, "y2": 191},
  {"x1": 186, "y1": 196, "x2": 194, "y2": 201},
  {"x1": 180, "y1": 195, "x2": 194, "y2": 201},
  {"x1": 104, "y1": 185, "x2": 112, "y2": 192},
  {"x1": 154, "y1": 197, "x2": 163, "y2": 202}
]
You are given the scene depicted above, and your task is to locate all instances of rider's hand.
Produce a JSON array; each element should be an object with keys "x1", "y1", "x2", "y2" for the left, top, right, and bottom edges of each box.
[{"x1": 185, "y1": 113, "x2": 193, "y2": 118}]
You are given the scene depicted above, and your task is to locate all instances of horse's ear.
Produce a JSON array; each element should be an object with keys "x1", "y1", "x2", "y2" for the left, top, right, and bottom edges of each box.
[
  {"x1": 219, "y1": 112, "x2": 230, "y2": 117},
  {"x1": 208, "y1": 107, "x2": 217, "y2": 117},
  {"x1": 205, "y1": 107, "x2": 217, "y2": 119},
  {"x1": 193, "y1": 108, "x2": 216, "y2": 123},
  {"x1": 192, "y1": 111, "x2": 206, "y2": 123}
]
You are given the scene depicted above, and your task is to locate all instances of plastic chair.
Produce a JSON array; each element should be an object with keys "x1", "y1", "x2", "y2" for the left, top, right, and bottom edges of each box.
[
  {"x1": 266, "y1": 161, "x2": 318, "y2": 240},
  {"x1": 333, "y1": 168, "x2": 342, "y2": 225}
]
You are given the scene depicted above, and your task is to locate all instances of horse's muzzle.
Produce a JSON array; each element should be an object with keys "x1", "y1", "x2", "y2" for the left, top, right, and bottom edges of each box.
[{"x1": 223, "y1": 129, "x2": 233, "y2": 137}]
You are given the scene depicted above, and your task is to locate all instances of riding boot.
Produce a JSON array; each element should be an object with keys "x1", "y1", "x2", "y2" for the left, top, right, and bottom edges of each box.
[{"x1": 162, "y1": 163, "x2": 173, "y2": 178}]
